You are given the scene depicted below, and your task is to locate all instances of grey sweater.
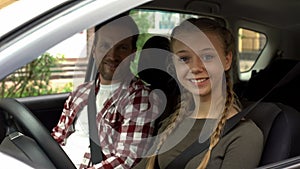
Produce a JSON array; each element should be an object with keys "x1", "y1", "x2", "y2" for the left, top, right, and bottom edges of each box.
[{"x1": 133, "y1": 118, "x2": 263, "y2": 169}]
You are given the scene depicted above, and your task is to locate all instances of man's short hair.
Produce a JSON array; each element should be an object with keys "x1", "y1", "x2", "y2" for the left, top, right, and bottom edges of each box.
[{"x1": 94, "y1": 12, "x2": 139, "y2": 50}]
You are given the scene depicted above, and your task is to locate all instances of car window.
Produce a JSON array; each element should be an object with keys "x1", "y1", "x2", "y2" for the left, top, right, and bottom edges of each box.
[
  {"x1": 130, "y1": 9, "x2": 199, "y2": 47},
  {"x1": 0, "y1": 32, "x2": 88, "y2": 98},
  {"x1": 238, "y1": 28, "x2": 267, "y2": 72}
]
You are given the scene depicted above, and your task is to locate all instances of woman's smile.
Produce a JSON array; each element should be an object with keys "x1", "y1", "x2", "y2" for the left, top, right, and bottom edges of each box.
[{"x1": 188, "y1": 77, "x2": 209, "y2": 87}]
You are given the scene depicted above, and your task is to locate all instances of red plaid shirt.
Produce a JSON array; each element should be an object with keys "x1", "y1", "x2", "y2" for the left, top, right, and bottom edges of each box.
[{"x1": 51, "y1": 77, "x2": 160, "y2": 169}]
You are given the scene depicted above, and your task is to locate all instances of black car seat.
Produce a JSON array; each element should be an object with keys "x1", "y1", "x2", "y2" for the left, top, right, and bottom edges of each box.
[
  {"x1": 244, "y1": 101, "x2": 300, "y2": 166},
  {"x1": 240, "y1": 57, "x2": 300, "y2": 166},
  {"x1": 137, "y1": 35, "x2": 180, "y2": 134},
  {"x1": 241, "y1": 58, "x2": 300, "y2": 111}
]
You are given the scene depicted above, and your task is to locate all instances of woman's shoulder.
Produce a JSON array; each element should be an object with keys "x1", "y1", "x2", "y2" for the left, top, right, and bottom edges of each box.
[
  {"x1": 237, "y1": 118, "x2": 260, "y2": 129},
  {"x1": 229, "y1": 118, "x2": 263, "y2": 139},
  {"x1": 219, "y1": 118, "x2": 264, "y2": 155}
]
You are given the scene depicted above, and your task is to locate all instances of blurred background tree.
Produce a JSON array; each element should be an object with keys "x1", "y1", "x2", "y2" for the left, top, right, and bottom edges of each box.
[{"x1": 0, "y1": 53, "x2": 72, "y2": 98}]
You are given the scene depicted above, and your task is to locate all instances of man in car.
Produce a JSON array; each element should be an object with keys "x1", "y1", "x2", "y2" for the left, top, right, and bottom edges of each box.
[{"x1": 51, "y1": 14, "x2": 161, "y2": 169}]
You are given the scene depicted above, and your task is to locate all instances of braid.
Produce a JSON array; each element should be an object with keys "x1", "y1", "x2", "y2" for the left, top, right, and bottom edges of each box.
[
  {"x1": 146, "y1": 92, "x2": 192, "y2": 169},
  {"x1": 197, "y1": 71, "x2": 234, "y2": 169}
]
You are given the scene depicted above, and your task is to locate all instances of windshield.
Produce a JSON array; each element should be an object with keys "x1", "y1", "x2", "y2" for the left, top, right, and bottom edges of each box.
[{"x1": 0, "y1": 0, "x2": 68, "y2": 37}]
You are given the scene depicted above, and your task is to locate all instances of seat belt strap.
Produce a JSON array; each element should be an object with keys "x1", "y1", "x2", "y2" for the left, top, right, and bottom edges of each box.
[{"x1": 88, "y1": 83, "x2": 102, "y2": 164}]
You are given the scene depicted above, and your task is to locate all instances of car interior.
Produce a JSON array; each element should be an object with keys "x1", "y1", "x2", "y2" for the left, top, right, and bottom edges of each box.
[{"x1": 1, "y1": 0, "x2": 300, "y2": 168}]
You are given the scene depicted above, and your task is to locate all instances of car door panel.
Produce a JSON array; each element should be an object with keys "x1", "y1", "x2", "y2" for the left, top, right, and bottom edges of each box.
[{"x1": 16, "y1": 93, "x2": 69, "y2": 131}]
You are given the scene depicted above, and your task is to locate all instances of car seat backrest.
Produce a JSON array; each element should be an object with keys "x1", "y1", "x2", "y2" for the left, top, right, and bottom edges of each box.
[
  {"x1": 245, "y1": 102, "x2": 300, "y2": 166},
  {"x1": 137, "y1": 35, "x2": 180, "y2": 134},
  {"x1": 243, "y1": 59, "x2": 298, "y2": 100},
  {"x1": 242, "y1": 59, "x2": 300, "y2": 111}
]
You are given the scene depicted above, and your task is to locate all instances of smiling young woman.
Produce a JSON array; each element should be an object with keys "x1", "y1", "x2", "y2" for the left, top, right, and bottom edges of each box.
[{"x1": 132, "y1": 17, "x2": 263, "y2": 169}]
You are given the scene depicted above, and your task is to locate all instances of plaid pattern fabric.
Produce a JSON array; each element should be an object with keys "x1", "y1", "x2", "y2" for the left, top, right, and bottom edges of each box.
[{"x1": 51, "y1": 77, "x2": 160, "y2": 169}]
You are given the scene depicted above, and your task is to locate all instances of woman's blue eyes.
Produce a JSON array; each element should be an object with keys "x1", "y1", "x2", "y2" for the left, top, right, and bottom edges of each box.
[
  {"x1": 178, "y1": 54, "x2": 214, "y2": 63},
  {"x1": 202, "y1": 54, "x2": 214, "y2": 61},
  {"x1": 178, "y1": 56, "x2": 189, "y2": 62}
]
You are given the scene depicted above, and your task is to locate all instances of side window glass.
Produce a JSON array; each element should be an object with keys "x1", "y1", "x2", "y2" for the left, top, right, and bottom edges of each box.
[
  {"x1": 0, "y1": 31, "x2": 89, "y2": 98},
  {"x1": 129, "y1": 9, "x2": 200, "y2": 74},
  {"x1": 130, "y1": 9, "x2": 199, "y2": 49},
  {"x1": 238, "y1": 28, "x2": 267, "y2": 72}
]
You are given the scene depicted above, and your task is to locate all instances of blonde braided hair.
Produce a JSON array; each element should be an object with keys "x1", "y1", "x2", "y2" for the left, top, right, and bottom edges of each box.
[{"x1": 197, "y1": 71, "x2": 235, "y2": 169}]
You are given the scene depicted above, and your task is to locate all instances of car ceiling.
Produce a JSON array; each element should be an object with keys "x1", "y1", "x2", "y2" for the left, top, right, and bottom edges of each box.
[{"x1": 142, "y1": 0, "x2": 300, "y2": 31}]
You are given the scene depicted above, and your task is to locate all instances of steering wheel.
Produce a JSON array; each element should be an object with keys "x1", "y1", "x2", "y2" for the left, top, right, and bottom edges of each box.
[{"x1": 0, "y1": 98, "x2": 76, "y2": 169}]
